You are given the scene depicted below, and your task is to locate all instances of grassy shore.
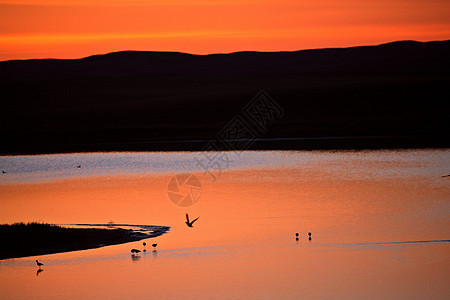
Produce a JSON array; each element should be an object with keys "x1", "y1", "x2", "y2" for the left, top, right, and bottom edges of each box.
[{"x1": 0, "y1": 222, "x2": 153, "y2": 260}]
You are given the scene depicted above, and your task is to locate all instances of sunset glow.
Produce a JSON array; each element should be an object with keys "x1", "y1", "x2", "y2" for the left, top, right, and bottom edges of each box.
[{"x1": 0, "y1": 0, "x2": 449, "y2": 60}]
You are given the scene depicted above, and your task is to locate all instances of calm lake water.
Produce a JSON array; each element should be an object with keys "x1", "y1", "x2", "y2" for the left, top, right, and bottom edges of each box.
[{"x1": 0, "y1": 150, "x2": 449, "y2": 299}]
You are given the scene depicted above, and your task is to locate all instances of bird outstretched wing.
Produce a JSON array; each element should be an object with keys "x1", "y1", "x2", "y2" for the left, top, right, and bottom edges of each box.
[
  {"x1": 186, "y1": 213, "x2": 190, "y2": 223},
  {"x1": 191, "y1": 217, "x2": 199, "y2": 224}
]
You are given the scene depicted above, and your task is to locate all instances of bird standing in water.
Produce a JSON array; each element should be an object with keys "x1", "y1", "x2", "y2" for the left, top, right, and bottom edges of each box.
[
  {"x1": 36, "y1": 260, "x2": 44, "y2": 268},
  {"x1": 185, "y1": 213, "x2": 199, "y2": 227}
]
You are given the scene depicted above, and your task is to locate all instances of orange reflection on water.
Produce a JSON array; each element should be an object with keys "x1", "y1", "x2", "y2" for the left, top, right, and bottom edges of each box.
[{"x1": 0, "y1": 154, "x2": 449, "y2": 299}]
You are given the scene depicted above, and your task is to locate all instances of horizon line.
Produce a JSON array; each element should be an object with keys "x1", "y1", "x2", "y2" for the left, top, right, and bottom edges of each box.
[{"x1": 2, "y1": 38, "x2": 449, "y2": 63}]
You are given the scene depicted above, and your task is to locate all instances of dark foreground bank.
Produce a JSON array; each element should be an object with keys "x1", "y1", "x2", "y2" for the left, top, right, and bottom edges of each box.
[{"x1": 0, "y1": 222, "x2": 168, "y2": 260}]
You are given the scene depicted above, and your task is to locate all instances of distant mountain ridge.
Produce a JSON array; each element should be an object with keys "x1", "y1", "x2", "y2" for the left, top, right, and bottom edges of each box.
[
  {"x1": 0, "y1": 40, "x2": 449, "y2": 154},
  {"x1": 1, "y1": 40, "x2": 449, "y2": 79}
]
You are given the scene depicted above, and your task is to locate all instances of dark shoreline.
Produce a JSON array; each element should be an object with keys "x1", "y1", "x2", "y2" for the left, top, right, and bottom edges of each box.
[
  {"x1": 1, "y1": 230, "x2": 149, "y2": 260},
  {"x1": 1, "y1": 135, "x2": 448, "y2": 156},
  {"x1": 0, "y1": 223, "x2": 170, "y2": 260}
]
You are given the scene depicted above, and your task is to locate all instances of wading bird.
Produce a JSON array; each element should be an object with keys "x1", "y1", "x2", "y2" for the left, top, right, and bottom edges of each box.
[
  {"x1": 185, "y1": 213, "x2": 199, "y2": 227},
  {"x1": 152, "y1": 243, "x2": 157, "y2": 248},
  {"x1": 143, "y1": 242, "x2": 146, "y2": 247},
  {"x1": 131, "y1": 249, "x2": 141, "y2": 254},
  {"x1": 36, "y1": 260, "x2": 44, "y2": 268}
]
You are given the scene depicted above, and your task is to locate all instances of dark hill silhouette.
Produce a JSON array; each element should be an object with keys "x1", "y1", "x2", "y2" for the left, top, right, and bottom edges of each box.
[
  {"x1": 1, "y1": 40, "x2": 449, "y2": 78},
  {"x1": 0, "y1": 40, "x2": 449, "y2": 154}
]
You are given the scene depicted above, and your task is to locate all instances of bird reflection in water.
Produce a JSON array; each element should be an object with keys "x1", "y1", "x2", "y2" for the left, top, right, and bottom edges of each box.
[
  {"x1": 36, "y1": 268, "x2": 44, "y2": 276},
  {"x1": 131, "y1": 254, "x2": 141, "y2": 262}
]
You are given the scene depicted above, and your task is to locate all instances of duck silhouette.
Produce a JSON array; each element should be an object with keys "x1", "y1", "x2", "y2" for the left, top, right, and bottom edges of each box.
[
  {"x1": 36, "y1": 260, "x2": 44, "y2": 268},
  {"x1": 185, "y1": 213, "x2": 199, "y2": 227}
]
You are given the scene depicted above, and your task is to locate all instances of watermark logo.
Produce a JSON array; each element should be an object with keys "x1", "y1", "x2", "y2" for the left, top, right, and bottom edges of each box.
[
  {"x1": 242, "y1": 90, "x2": 284, "y2": 133},
  {"x1": 167, "y1": 173, "x2": 202, "y2": 207},
  {"x1": 167, "y1": 90, "x2": 284, "y2": 207}
]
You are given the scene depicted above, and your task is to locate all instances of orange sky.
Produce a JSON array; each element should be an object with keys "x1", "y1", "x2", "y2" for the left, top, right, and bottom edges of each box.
[{"x1": 0, "y1": 0, "x2": 449, "y2": 60}]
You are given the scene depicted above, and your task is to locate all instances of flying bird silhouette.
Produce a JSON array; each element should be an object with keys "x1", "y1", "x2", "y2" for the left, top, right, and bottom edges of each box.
[
  {"x1": 36, "y1": 260, "x2": 44, "y2": 267},
  {"x1": 185, "y1": 213, "x2": 199, "y2": 227}
]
